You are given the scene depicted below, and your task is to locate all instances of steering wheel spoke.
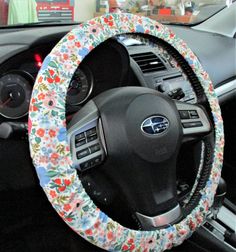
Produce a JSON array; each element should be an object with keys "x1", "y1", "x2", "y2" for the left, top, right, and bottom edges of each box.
[
  {"x1": 136, "y1": 204, "x2": 182, "y2": 230},
  {"x1": 175, "y1": 101, "x2": 212, "y2": 140},
  {"x1": 67, "y1": 101, "x2": 107, "y2": 172}
]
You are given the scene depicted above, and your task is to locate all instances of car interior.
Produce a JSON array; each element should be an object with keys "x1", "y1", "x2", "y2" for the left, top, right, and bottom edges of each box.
[{"x1": 0, "y1": 0, "x2": 235, "y2": 251}]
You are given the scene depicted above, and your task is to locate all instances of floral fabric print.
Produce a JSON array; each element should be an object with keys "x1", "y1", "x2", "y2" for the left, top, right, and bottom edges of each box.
[{"x1": 29, "y1": 13, "x2": 224, "y2": 252}]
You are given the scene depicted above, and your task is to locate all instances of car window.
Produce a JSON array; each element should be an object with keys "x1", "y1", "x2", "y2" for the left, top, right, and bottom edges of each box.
[{"x1": 0, "y1": 0, "x2": 233, "y2": 27}]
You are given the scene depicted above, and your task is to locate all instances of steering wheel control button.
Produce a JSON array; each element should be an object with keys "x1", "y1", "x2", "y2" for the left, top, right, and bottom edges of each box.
[
  {"x1": 189, "y1": 110, "x2": 199, "y2": 119},
  {"x1": 75, "y1": 132, "x2": 85, "y2": 140},
  {"x1": 76, "y1": 148, "x2": 90, "y2": 159},
  {"x1": 80, "y1": 161, "x2": 90, "y2": 171},
  {"x1": 182, "y1": 121, "x2": 203, "y2": 128},
  {"x1": 86, "y1": 127, "x2": 96, "y2": 136},
  {"x1": 179, "y1": 110, "x2": 190, "y2": 119},
  {"x1": 90, "y1": 144, "x2": 101, "y2": 154},
  {"x1": 75, "y1": 138, "x2": 86, "y2": 148},
  {"x1": 87, "y1": 133, "x2": 97, "y2": 142},
  {"x1": 89, "y1": 155, "x2": 102, "y2": 167},
  {"x1": 67, "y1": 112, "x2": 106, "y2": 172},
  {"x1": 79, "y1": 155, "x2": 103, "y2": 171}
]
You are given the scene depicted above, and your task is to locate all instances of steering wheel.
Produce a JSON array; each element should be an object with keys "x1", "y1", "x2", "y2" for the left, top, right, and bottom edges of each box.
[{"x1": 28, "y1": 14, "x2": 224, "y2": 251}]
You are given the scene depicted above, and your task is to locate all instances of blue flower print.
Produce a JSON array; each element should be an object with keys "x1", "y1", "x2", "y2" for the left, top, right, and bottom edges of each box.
[
  {"x1": 57, "y1": 127, "x2": 67, "y2": 142},
  {"x1": 36, "y1": 166, "x2": 50, "y2": 187}
]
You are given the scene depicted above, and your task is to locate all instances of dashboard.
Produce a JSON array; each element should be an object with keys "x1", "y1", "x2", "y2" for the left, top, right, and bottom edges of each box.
[
  {"x1": 0, "y1": 33, "x2": 197, "y2": 122},
  {"x1": 0, "y1": 24, "x2": 235, "y2": 124}
]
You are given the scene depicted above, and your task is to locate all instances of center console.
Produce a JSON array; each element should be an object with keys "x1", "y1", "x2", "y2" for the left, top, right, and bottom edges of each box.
[{"x1": 192, "y1": 179, "x2": 236, "y2": 252}]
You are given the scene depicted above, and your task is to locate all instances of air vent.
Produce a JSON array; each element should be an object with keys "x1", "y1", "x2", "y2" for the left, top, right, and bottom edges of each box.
[{"x1": 131, "y1": 52, "x2": 166, "y2": 74}]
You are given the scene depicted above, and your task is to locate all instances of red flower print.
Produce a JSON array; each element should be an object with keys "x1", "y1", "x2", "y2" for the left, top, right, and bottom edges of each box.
[
  {"x1": 104, "y1": 18, "x2": 108, "y2": 23},
  {"x1": 94, "y1": 221, "x2": 100, "y2": 229},
  {"x1": 32, "y1": 98, "x2": 36, "y2": 103},
  {"x1": 58, "y1": 186, "x2": 66, "y2": 192},
  {"x1": 63, "y1": 204, "x2": 71, "y2": 211},
  {"x1": 38, "y1": 93, "x2": 45, "y2": 100},
  {"x1": 122, "y1": 245, "x2": 129, "y2": 251},
  {"x1": 75, "y1": 42, "x2": 81, "y2": 47},
  {"x1": 204, "y1": 201, "x2": 209, "y2": 211},
  {"x1": 170, "y1": 33, "x2": 175, "y2": 39},
  {"x1": 168, "y1": 233, "x2": 174, "y2": 240},
  {"x1": 28, "y1": 118, "x2": 32, "y2": 134},
  {"x1": 196, "y1": 215, "x2": 203, "y2": 224},
  {"x1": 54, "y1": 76, "x2": 60, "y2": 83},
  {"x1": 47, "y1": 77, "x2": 54, "y2": 84},
  {"x1": 32, "y1": 106, "x2": 38, "y2": 112},
  {"x1": 107, "y1": 231, "x2": 113, "y2": 240},
  {"x1": 179, "y1": 229, "x2": 187, "y2": 235},
  {"x1": 128, "y1": 239, "x2": 134, "y2": 244},
  {"x1": 108, "y1": 21, "x2": 114, "y2": 26},
  {"x1": 49, "y1": 130, "x2": 56, "y2": 138},
  {"x1": 51, "y1": 153, "x2": 59, "y2": 160},
  {"x1": 38, "y1": 76, "x2": 43, "y2": 83},
  {"x1": 37, "y1": 128, "x2": 45, "y2": 137},
  {"x1": 68, "y1": 34, "x2": 75, "y2": 40},
  {"x1": 89, "y1": 20, "x2": 95, "y2": 25},
  {"x1": 66, "y1": 217, "x2": 72, "y2": 222},
  {"x1": 64, "y1": 179, "x2": 71, "y2": 186},
  {"x1": 85, "y1": 229, "x2": 93, "y2": 236},
  {"x1": 167, "y1": 243, "x2": 172, "y2": 249},
  {"x1": 54, "y1": 178, "x2": 61, "y2": 185},
  {"x1": 63, "y1": 54, "x2": 69, "y2": 60},
  {"x1": 130, "y1": 244, "x2": 135, "y2": 251},
  {"x1": 189, "y1": 219, "x2": 196, "y2": 230},
  {"x1": 49, "y1": 69, "x2": 55, "y2": 76},
  {"x1": 209, "y1": 84, "x2": 213, "y2": 92},
  {"x1": 59, "y1": 211, "x2": 65, "y2": 217},
  {"x1": 50, "y1": 190, "x2": 57, "y2": 198}
]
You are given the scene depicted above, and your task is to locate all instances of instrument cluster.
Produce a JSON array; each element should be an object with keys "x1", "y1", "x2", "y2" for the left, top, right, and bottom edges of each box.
[{"x1": 0, "y1": 66, "x2": 93, "y2": 119}]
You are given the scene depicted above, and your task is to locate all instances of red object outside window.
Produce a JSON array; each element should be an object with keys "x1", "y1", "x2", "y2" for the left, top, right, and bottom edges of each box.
[
  {"x1": 36, "y1": 0, "x2": 74, "y2": 22},
  {"x1": 159, "y1": 8, "x2": 171, "y2": 15},
  {"x1": 0, "y1": 0, "x2": 8, "y2": 25}
]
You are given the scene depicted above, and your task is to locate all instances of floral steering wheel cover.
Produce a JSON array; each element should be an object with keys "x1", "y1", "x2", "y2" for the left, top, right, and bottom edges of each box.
[{"x1": 29, "y1": 13, "x2": 224, "y2": 251}]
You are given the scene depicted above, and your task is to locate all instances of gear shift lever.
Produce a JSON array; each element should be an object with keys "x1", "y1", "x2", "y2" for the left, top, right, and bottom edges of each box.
[{"x1": 212, "y1": 178, "x2": 227, "y2": 219}]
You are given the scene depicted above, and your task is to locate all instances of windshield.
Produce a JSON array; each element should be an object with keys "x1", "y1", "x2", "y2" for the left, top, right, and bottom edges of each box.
[{"x1": 0, "y1": 0, "x2": 232, "y2": 27}]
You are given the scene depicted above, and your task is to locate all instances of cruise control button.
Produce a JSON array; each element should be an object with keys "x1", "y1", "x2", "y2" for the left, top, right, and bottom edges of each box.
[
  {"x1": 189, "y1": 110, "x2": 199, "y2": 119},
  {"x1": 89, "y1": 155, "x2": 102, "y2": 167},
  {"x1": 182, "y1": 121, "x2": 203, "y2": 128},
  {"x1": 93, "y1": 155, "x2": 102, "y2": 165},
  {"x1": 75, "y1": 132, "x2": 85, "y2": 141},
  {"x1": 75, "y1": 139, "x2": 86, "y2": 148},
  {"x1": 80, "y1": 161, "x2": 90, "y2": 171},
  {"x1": 86, "y1": 127, "x2": 96, "y2": 136},
  {"x1": 77, "y1": 148, "x2": 90, "y2": 159},
  {"x1": 90, "y1": 144, "x2": 100, "y2": 154},
  {"x1": 179, "y1": 110, "x2": 190, "y2": 119},
  {"x1": 87, "y1": 134, "x2": 97, "y2": 142}
]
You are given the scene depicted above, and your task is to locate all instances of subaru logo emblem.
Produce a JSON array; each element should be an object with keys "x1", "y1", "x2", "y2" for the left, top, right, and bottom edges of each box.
[{"x1": 141, "y1": 116, "x2": 169, "y2": 135}]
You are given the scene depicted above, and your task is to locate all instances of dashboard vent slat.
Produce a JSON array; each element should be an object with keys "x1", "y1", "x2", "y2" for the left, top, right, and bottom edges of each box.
[{"x1": 131, "y1": 52, "x2": 167, "y2": 73}]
